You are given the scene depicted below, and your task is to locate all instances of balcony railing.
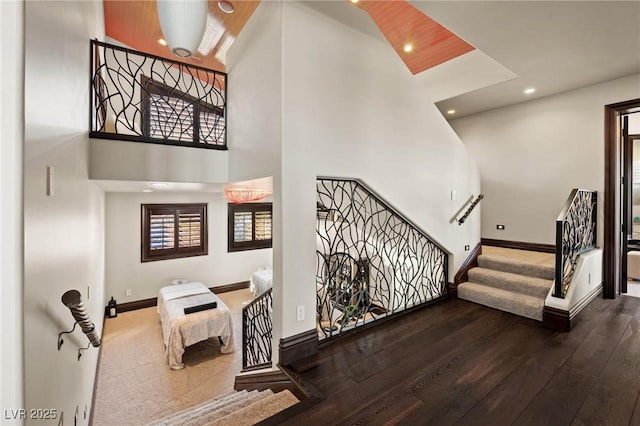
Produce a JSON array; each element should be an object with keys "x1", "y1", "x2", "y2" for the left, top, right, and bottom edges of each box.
[
  {"x1": 90, "y1": 40, "x2": 227, "y2": 150},
  {"x1": 242, "y1": 288, "x2": 273, "y2": 371},
  {"x1": 316, "y1": 177, "x2": 449, "y2": 341},
  {"x1": 554, "y1": 189, "x2": 597, "y2": 298}
]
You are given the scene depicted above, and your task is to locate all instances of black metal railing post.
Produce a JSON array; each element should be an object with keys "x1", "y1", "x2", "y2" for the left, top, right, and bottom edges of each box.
[
  {"x1": 553, "y1": 189, "x2": 597, "y2": 298},
  {"x1": 241, "y1": 288, "x2": 273, "y2": 371}
]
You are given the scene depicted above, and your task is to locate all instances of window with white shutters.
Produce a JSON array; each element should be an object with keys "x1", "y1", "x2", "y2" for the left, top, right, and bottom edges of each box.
[
  {"x1": 228, "y1": 203, "x2": 272, "y2": 252},
  {"x1": 142, "y1": 204, "x2": 207, "y2": 262}
]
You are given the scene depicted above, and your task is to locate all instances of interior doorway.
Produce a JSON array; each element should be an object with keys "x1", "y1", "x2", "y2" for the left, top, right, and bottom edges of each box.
[
  {"x1": 604, "y1": 99, "x2": 640, "y2": 298},
  {"x1": 622, "y1": 127, "x2": 640, "y2": 297}
]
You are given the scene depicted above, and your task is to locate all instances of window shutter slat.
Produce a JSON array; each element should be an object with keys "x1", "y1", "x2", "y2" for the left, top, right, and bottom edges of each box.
[
  {"x1": 178, "y1": 211, "x2": 202, "y2": 248},
  {"x1": 149, "y1": 94, "x2": 194, "y2": 141},
  {"x1": 254, "y1": 211, "x2": 272, "y2": 240},
  {"x1": 233, "y1": 212, "x2": 253, "y2": 242},
  {"x1": 149, "y1": 213, "x2": 175, "y2": 250}
]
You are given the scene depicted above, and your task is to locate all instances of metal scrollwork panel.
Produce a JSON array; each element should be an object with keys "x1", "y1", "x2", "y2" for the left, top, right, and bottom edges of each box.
[
  {"x1": 91, "y1": 40, "x2": 226, "y2": 149},
  {"x1": 557, "y1": 190, "x2": 597, "y2": 298},
  {"x1": 316, "y1": 179, "x2": 448, "y2": 340},
  {"x1": 242, "y1": 289, "x2": 273, "y2": 370}
]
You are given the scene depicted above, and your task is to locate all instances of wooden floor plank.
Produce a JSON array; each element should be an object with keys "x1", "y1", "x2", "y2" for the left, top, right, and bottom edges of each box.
[
  {"x1": 564, "y1": 309, "x2": 632, "y2": 374},
  {"x1": 274, "y1": 296, "x2": 637, "y2": 426},
  {"x1": 398, "y1": 320, "x2": 552, "y2": 425},
  {"x1": 572, "y1": 318, "x2": 640, "y2": 425},
  {"x1": 512, "y1": 365, "x2": 597, "y2": 426}
]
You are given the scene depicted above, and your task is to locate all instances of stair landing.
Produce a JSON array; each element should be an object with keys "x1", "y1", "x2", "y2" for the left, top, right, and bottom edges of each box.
[{"x1": 457, "y1": 246, "x2": 554, "y2": 321}]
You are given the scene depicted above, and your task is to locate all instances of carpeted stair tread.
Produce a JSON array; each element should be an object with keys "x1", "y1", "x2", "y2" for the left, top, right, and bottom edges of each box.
[
  {"x1": 208, "y1": 390, "x2": 300, "y2": 426},
  {"x1": 467, "y1": 267, "x2": 552, "y2": 298},
  {"x1": 182, "y1": 389, "x2": 274, "y2": 426},
  {"x1": 458, "y1": 282, "x2": 544, "y2": 321},
  {"x1": 145, "y1": 390, "x2": 253, "y2": 426},
  {"x1": 478, "y1": 253, "x2": 554, "y2": 281}
]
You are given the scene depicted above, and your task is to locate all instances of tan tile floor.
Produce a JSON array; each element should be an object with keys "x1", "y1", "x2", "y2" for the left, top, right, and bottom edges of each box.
[{"x1": 92, "y1": 289, "x2": 254, "y2": 426}]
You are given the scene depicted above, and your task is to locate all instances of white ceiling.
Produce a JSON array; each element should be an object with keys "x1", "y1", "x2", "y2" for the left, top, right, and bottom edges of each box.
[{"x1": 305, "y1": 1, "x2": 640, "y2": 119}]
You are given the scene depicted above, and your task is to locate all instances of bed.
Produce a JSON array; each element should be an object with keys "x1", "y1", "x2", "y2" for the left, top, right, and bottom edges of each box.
[
  {"x1": 157, "y1": 282, "x2": 234, "y2": 370},
  {"x1": 250, "y1": 268, "x2": 273, "y2": 296}
]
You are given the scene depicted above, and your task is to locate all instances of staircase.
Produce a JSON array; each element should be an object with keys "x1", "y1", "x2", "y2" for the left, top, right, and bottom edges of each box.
[
  {"x1": 457, "y1": 246, "x2": 555, "y2": 321},
  {"x1": 146, "y1": 389, "x2": 299, "y2": 426}
]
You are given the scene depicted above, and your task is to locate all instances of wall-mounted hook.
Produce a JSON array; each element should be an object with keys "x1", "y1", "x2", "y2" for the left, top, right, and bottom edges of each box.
[{"x1": 58, "y1": 322, "x2": 78, "y2": 350}]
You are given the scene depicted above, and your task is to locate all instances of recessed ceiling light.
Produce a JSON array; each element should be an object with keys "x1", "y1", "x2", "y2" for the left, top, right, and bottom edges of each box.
[
  {"x1": 350, "y1": 0, "x2": 359, "y2": 3},
  {"x1": 403, "y1": 43, "x2": 413, "y2": 53},
  {"x1": 218, "y1": 1, "x2": 234, "y2": 13},
  {"x1": 157, "y1": 38, "x2": 168, "y2": 47},
  {"x1": 447, "y1": 109, "x2": 456, "y2": 115},
  {"x1": 150, "y1": 182, "x2": 168, "y2": 188},
  {"x1": 142, "y1": 189, "x2": 153, "y2": 193},
  {"x1": 524, "y1": 87, "x2": 536, "y2": 95}
]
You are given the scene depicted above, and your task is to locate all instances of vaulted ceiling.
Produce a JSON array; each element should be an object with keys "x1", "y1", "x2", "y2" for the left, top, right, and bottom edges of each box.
[
  {"x1": 103, "y1": 0, "x2": 260, "y2": 72},
  {"x1": 103, "y1": 0, "x2": 640, "y2": 120}
]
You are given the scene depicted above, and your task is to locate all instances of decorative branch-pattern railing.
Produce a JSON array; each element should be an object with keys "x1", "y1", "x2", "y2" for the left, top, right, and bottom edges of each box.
[
  {"x1": 90, "y1": 40, "x2": 227, "y2": 150},
  {"x1": 457, "y1": 194, "x2": 484, "y2": 225},
  {"x1": 554, "y1": 189, "x2": 597, "y2": 298},
  {"x1": 242, "y1": 288, "x2": 273, "y2": 371},
  {"x1": 316, "y1": 177, "x2": 449, "y2": 341}
]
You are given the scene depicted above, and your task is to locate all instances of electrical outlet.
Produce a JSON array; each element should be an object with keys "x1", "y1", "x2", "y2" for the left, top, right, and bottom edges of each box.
[
  {"x1": 496, "y1": 224, "x2": 505, "y2": 230},
  {"x1": 296, "y1": 305, "x2": 305, "y2": 322},
  {"x1": 450, "y1": 190, "x2": 456, "y2": 201},
  {"x1": 125, "y1": 289, "x2": 132, "y2": 297},
  {"x1": 87, "y1": 285, "x2": 90, "y2": 300},
  {"x1": 464, "y1": 245, "x2": 470, "y2": 251}
]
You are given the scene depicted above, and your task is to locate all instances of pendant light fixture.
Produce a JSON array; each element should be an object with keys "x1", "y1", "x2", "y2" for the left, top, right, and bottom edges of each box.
[
  {"x1": 223, "y1": 187, "x2": 272, "y2": 204},
  {"x1": 157, "y1": 0, "x2": 208, "y2": 58},
  {"x1": 223, "y1": 177, "x2": 273, "y2": 204}
]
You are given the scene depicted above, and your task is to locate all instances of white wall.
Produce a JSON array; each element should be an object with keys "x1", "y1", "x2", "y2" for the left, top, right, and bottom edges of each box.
[
  {"x1": 226, "y1": 1, "x2": 282, "y2": 183},
  {"x1": 1, "y1": 1, "x2": 24, "y2": 423},
  {"x1": 89, "y1": 139, "x2": 229, "y2": 183},
  {"x1": 451, "y1": 73, "x2": 640, "y2": 245},
  {"x1": 278, "y1": 3, "x2": 480, "y2": 337},
  {"x1": 105, "y1": 192, "x2": 272, "y2": 302},
  {"x1": 23, "y1": 2, "x2": 106, "y2": 424},
  {"x1": 226, "y1": 1, "x2": 284, "y2": 359}
]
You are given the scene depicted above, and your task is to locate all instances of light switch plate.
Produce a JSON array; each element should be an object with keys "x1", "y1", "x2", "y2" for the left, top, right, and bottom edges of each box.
[{"x1": 47, "y1": 166, "x2": 54, "y2": 196}]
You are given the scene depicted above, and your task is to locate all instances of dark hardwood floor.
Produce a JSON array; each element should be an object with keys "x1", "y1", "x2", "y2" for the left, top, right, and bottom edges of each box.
[{"x1": 264, "y1": 295, "x2": 640, "y2": 425}]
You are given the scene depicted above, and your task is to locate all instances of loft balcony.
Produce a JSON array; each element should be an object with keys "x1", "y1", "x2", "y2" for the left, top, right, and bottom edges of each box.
[
  {"x1": 88, "y1": 40, "x2": 228, "y2": 184},
  {"x1": 90, "y1": 40, "x2": 227, "y2": 151}
]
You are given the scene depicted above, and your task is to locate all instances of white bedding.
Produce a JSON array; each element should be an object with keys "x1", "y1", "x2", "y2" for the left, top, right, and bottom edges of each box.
[
  {"x1": 250, "y1": 268, "x2": 273, "y2": 296},
  {"x1": 157, "y1": 282, "x2": 234, "y2": 370}
]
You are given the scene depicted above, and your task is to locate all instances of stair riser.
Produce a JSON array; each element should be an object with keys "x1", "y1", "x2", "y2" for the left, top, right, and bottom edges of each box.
[
  {"x1": 478, "y1": 256, "x2": 554, "y2": 281},
  {"x1": 458, "y1": 284, "x2": 543, "y2": 321},
  {"x1": 467, "y1": 269, "x2": 551, "y2": 298}
]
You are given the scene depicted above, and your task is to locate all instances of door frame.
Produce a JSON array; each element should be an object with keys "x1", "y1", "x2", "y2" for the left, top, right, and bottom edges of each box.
[{"x1": 604, "y1": 98, "x2": 640, "y2": 298}]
